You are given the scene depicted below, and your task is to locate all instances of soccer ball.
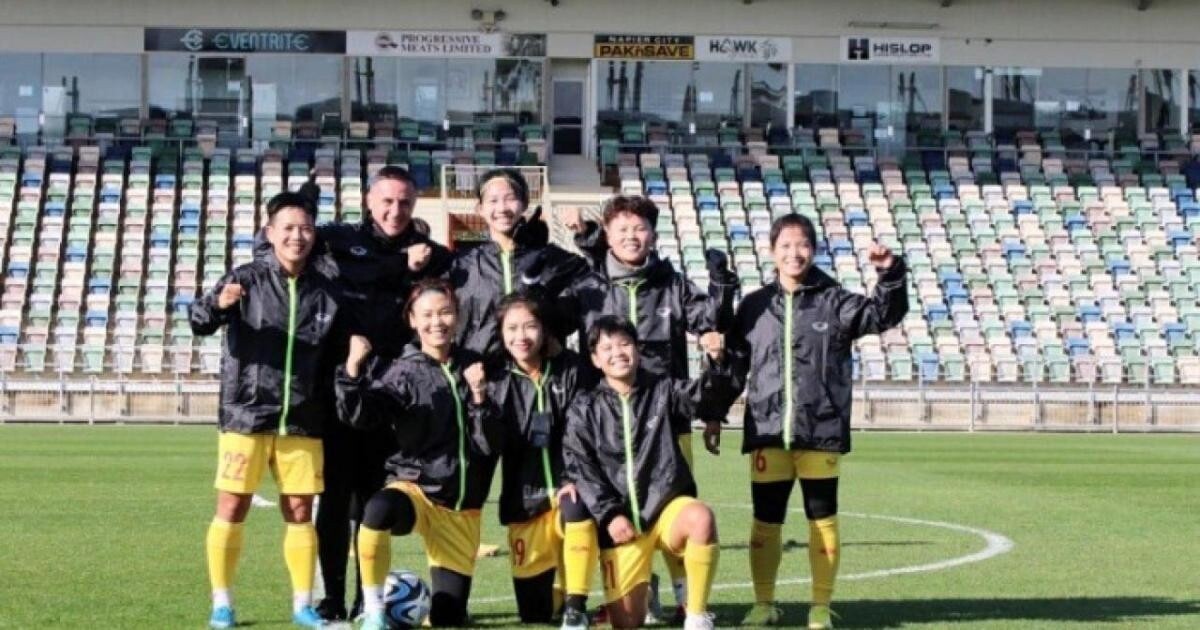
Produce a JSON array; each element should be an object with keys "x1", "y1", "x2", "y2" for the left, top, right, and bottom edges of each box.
[{"x1": 382, "y1": 569, "x2": 432, "y2": 629}]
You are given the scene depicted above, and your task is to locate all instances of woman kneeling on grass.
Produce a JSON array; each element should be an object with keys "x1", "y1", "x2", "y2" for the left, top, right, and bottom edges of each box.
[{"x1": 335, "y1": 278, "x2": 502, "y2": 629}]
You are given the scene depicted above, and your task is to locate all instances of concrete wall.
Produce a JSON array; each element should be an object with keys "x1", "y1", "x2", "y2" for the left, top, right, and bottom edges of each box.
[{"x1": 0, "y1": 0, "x2": 1198, "y2": 66}]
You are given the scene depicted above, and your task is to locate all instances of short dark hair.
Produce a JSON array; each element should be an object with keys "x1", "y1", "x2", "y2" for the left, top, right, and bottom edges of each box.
[
  {"x1": 266, "y1": 190, "x2": 316, "y2": 221},
  {"x1": 602, "y1": 195, "x2": 658, "y2": 228},
  {"x1": 769, "y1": 213, "x2": 818, "y2": 249},
  {"x1": 369, "y1": 165, "x2": 418, "y2": 191},
  {"x1": 477, "y1": 168, "x2": 530, "y2": 207},
  {"x1": 586, "y1": 315, "x2": 638, "y2": 354},
  {"x1": 404, "y1": 278, "x2": 457, "y2": 320}
]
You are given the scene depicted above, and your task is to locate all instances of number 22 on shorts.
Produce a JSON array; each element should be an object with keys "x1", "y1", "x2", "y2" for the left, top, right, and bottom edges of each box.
[{"x1": 221, "y1": 451, "x2": 249, "y2": 481}]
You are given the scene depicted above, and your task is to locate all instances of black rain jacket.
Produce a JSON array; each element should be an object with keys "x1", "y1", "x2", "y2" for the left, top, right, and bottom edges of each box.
[{"x1": 723, "y1": 260, "x2": 909, "y2": 454}]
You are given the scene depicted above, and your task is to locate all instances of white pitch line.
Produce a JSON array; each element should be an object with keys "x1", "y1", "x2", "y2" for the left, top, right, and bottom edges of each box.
[{"x1": 469, "y1": 507, "x2": 1014, "y2": 605}]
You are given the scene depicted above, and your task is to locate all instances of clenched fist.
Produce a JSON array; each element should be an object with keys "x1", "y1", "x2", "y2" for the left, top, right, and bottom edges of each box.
[
  {"x1": 560, "y1": 206, "x2": 587, "y2": 235},
  {"x1": 866, "y1": 242, "x2": 895, "y2": 271},
  {"x1": 217, "y1": 283, "x2": 244, "y2": 310},
  {"x1": 464, "y1": 362, "x2": 487, "y2": 402},
  {"x1": 607, "y1": 515, "x2": 637, "y2": 545},
  {"x1": 406, "y1": 243, "x2": 433, "y2": 272},
  {"x1": 345, "y1": 334, "x2": 372, "y2": 378},
  {"x1": 699, "y1": 331, "x2": 724, "y2": 362}
]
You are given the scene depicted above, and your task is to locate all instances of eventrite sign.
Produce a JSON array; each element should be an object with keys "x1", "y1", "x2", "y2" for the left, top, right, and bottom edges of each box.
[
  {"x1": 840, "y1": 36, "x2": 940, "y2": 64},
  {"x1": 144, "y1": 28, "x2": 346, "y2": 53},
  {"x1": 346, "y1": 31, "x2": 546, "y2": 57},
  {"x1": 695, "y1": 36, "x2": 792, "y2": 63}
]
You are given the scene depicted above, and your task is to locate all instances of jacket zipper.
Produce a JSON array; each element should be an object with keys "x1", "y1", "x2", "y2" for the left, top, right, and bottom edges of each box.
[
  {"x1": 619, "y1": 393, "x2": 643, "y2": 535},
  {"x1": 500, "y1": 250, "x2": 513, "y2": 295},
  {"x1": 439, "y1": 362, "x2": 469, "y2": 511},
  {"x1": 783, "y1": 290, "x2": 794, "y2": 450},
  {"x1": 621, "y1": 279, "x2": 644, "y2": 324},
  {"x1": 512, "y1": 360, "x2": 557, "y2": 502},
  {"x1": 278, "y1": 276, "x2": 298, "y2": 436}
]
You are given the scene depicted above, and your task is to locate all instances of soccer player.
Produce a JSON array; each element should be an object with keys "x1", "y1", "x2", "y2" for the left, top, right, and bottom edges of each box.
[
  {"x1": 335, "y1": 279, "x2": 502, "y2": 629},
  {"x1": 191, "y1": 191, "x2": 346, "y2": 629},
  {"x1": 564, "y1": 316, "x2": 730, "y2": 630},
  {"x1": 486, "y1": 293, "x2": 598, "y2": 628},
  {"x1": 450, "y1": 168, "x2": 590, "y2": 357},
  {"x1": 558, "y1": 195, "x2": 737, "y2": 622},
  {"x1": 719, "y1": 213, "x2": 908, "y2": 629}
]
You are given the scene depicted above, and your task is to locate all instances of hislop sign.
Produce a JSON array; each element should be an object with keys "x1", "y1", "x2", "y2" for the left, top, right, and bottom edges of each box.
[
  {"x1": 144, "y1": 28, "x2": 346, "y2": 53},
  {"x1": 696, "y1": 36, "x2": 791, "y2": 62},
  {"x1": 346, "y1": 31, "x2": 546, "y2": 57},
  {"x1": 840, "y1": 36, "x2": 940, "y2": 64}
]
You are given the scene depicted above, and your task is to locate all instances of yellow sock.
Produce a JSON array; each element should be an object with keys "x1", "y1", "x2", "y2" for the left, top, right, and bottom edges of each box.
[
  {"x1": 683, "y1": 542, "x2": 718, "y2": 616},
  {"x1": 562, "y1": 520, "x2": 599, "y2": 596},
  {"x1": 283, "y1": 523, "x2": 318, "y2": 595},
  {"x1": 206, "y1": 518, "x2": 244, "y2": 593},
  {"x1": 749, "y1": 519, "x2": 783, "y2": 604},
  {"x1": 808, "y1": 517, "x2": 840, "y2": 606}
]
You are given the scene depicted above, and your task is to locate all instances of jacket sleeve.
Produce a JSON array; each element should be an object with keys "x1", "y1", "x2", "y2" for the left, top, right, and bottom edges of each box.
[
  {"x1": 563, "y1": 399, "x2": 626, "y2": 528},
  {"x1": 415, "y1": 240, "x2": 455, "y2": 281},
  {"x1": 555, "y1": 358, "x2": 581, "y2": 485},
  {"x1": 680, "y1": 272, "x2": 737, "y2": 336},
  {"x1": 466, "y1": 382, "x2": 505, "y2": 458},
  {"x1": 334, "y1": 358, "x2": 410, "y2": 431},
  {"x1": 189, "y1": 270, "x2": 241, "y2": 336},
  {"x1": 835, "y1": 257, "x2": 909, "y2": 340},
  {"x1": 718, "y1": 301, "x2": 755, "y2": 417}
]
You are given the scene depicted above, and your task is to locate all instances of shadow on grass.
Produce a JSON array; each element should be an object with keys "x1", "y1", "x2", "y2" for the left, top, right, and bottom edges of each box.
[{"x1": 710, "y1": 597, "x2": 1200, "y2": 628}]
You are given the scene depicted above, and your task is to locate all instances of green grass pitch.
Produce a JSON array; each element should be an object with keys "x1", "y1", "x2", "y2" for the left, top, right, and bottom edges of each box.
[{"x1": 1, "y1": 426, "x2": 1197, "y2": 628}]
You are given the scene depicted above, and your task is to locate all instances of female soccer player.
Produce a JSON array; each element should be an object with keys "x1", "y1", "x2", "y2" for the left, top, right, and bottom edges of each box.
[
  {"x1": 487, "y1": 293, "x2": 599, "y2": 629},
  {"x1": 190, "y1": 191, "x2": 344, "y2": 629},
  {"x1": 565, "y1": 316, "x2": 731, "y2": 630},
  {"x1": 720, "y1": 213, "x2": 908, "y2": 629},
  {"x1": 450, "y1": 168, "x2": 589, "y2": 357},
  {"x1": 335, "y1": 279, "x2": 501, "y2": 629}
]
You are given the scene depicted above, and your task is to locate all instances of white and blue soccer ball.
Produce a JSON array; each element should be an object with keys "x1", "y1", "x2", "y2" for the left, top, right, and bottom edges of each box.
[{"x1": 383, "y1": 569, "x2": 432, "y2": 629}]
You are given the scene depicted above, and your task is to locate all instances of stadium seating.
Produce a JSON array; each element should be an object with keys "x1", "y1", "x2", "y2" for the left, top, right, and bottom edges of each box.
[{"x1": 2, "y1": 125, "x2": 1199, "y2": 385}]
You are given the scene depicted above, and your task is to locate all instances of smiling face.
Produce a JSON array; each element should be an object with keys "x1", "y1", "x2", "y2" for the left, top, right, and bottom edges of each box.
[
  {"x1": 605, "y1": 211, "x2": 655, "y2": 266},
  {"x1": 265, "y1": 206, "x2": 315, "y2": 269},
  {"x1": 772, "y1": 224, "x2": 815, "y2": 284},
  {"x1": 590, "y1": 330, "x2": 639, "y2": 382},
  {"x1": 477, "y1": 177, "x2": 526, "y2": 237},
  {"x1": 367, "y1": 177, "x2": 416, "y2": 238},
  {"x1": 501, "y1": 303, "x2": 544, "y2": 366},
  {"x1": 407, "y1": 290, "x2": 457, "y2": 352}
]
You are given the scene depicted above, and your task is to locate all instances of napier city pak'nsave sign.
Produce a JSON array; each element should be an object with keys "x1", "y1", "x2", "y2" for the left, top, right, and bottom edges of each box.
[{"x1": 840, "y1": 36, "x2": 939, "y2": 64}]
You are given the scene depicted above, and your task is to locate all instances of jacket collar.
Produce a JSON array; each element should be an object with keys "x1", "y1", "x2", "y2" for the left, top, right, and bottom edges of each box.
[
  {"x1": 263, "y1": 249, "x2": 313, "y2": 281},
  {"x1": 603, "y1": 252, "x2": 674, "y2": 284},
  {"x1": 362, "y1": 216, "x2": 422, "y2": 251},
  {"x1": 773, "y1": 265, "x2": 837, "y2": 296},
  {"x1": 596, "y1": 369, "x2": 650, "y2": 399}
]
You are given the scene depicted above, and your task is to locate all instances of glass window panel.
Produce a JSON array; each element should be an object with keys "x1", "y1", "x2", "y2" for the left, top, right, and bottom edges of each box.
[
  {"x1": 245, "y1": 55, "x2": 341, "y2": 123},
  {"x1": 749, "y1": 63, "x2": 787, "y2": 129},
  {"x1": 946, "y1": 66, "x2": 985, "y2": 132},
  {"x1": 1144, "y1": 69, "x2": 1181, "y2": 135},
  {"x1": 0, "y1": 53, "x2": 43, "y2": 136},
  {"x1": 993, "y1": 67, "x2": 1040, "y2": 141},
  {"x1": 793, "y1": 64, "x2": 838, "y2": 128},
  {"x1": 1034, "y1": 68, "x2": 1137, "y2": 145},
  {"x1": 42, "y1": 53, "x2": 140, "y2": 118}
]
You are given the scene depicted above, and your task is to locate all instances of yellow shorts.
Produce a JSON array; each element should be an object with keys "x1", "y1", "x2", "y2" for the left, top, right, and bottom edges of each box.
[
  {"x1": 507, "y1": 505, "x2": 564, "y2": 579},
  {"x1": 214, "y1": 432, "x2": 324, "y2": 495},
  {"x1": 388, "y1": 482, "x2": 482, "y2": 577},
  {"x1": 749, "y1": 447, "x2": 840, "y2": 483},
  {"x1": 599, "y1": 496, "x2": 698, "y2": 603}
]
